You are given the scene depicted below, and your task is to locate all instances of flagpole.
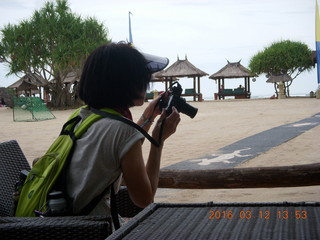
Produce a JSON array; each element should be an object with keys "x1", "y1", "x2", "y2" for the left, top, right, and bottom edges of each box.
[{"x1": 129, "y1": 11, "x2": 133, "y2": 44}]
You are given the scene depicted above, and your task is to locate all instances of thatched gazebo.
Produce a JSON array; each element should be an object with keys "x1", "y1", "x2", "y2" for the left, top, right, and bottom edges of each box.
[
  {"x1": 150, "y1": 70, "x2": 171, "y2": 86},
  {"x1": 210, "y1": 60, "x2": 255, "y2": 100},
  {"x1": 150, "y1": 70, "x2": 178, "y2": 89},
  {"x1": 8, "y1": 73, "x2": 48, "y2": 97},
  {"x1": 156, "y1": 56, "x2": 208, "y2": 101},
  {"x1": 62, "y1": 71, "x2": 82, "y2": 105}
]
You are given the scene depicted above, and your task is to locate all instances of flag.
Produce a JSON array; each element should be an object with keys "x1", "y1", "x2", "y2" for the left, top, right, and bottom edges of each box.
[
  {"x1": 129, "y1": 11, "x2": 133, "y2": 44},
  {"x1": 316, "y1": 0, "x2": 320, "y2": 84}
]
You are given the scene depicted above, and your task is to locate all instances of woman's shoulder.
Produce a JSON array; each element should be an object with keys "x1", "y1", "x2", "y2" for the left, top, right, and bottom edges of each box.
[
  {"x1": 78, "y1": 108, "x2": 135, "y2": 131},
  {"x1": 90, "y1": 117, "x2": 143, "y2": 141}
]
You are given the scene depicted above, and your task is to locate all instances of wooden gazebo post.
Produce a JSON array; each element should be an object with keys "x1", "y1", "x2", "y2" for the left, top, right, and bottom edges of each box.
[
  {"x1": 197, "y1": 76, "x2": 201, "y2": 101},
  {"x1": 193, "y1": 77, "x2": 196, "y2": 101}
]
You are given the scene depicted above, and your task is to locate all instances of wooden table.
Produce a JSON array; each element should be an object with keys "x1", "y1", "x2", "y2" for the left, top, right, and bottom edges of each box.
[{"x1": 107, "y1": 202, "x2": 320, "y2": 240}]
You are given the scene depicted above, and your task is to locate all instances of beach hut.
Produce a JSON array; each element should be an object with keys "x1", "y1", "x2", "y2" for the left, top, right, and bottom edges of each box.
[
  {"x1": 210, "y1": 60, "x2": 255, "y2": 100},
  {"x1": 156, "y1": 56, "x2": 208, "y2": 101},
  {"x1": 63, "y1": 71, "x2": 81, "y2": 105},
  {"x1": 8, "y1": 74, "x2": 47, "y2": 97},
  {"x1": 145, "y1": 71, "x2": 179, "y2": 99}
]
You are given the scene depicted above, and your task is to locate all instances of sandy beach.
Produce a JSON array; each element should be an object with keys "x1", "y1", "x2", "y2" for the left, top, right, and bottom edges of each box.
[{"x1": 0, "y1": 98, "x2": 319, "y2": 203}]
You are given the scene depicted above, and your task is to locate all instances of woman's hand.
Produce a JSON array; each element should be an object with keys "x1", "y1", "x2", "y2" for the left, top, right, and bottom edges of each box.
[
  {"x1": 140, "y1": 94, "x2": 163, "y2": 121},
  {"x1": 152, "y1": 106, "x2": 180, "y2": 144},
  {"x1": 137, "y1": 94, "x2": 164, "y2": 131}
]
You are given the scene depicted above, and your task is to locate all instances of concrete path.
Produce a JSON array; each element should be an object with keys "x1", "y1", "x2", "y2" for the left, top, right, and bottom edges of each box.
[{"x1": 163, "y1": 113, "x2": 320, "y2": 171}]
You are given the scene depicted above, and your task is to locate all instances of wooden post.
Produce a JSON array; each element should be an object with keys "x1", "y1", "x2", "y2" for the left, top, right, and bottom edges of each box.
[
  {"x1": 169, "y1": 77, "x2": 173, "y2": 89},
  {"x1": 218, "y1": 78, "x2": 222, "y2": 100},
  {"x1": 165, "y1": 77, "x2": 168, "y2": 90},
  {"x1": 244, "y1": 77, "x2": 247, "y2": 93},
  {"x1": 222, "y1": 78, "x2": 225, "y2": 99},
  {"x1": 197, "y1": 76, "x2": 200, "y2": 101},
  {"x1": 193, "y1": 77, "x2": 196, "y2": 101},
  {"x1": 158, "y1": 163, "x2": 320, "y2": 189}
]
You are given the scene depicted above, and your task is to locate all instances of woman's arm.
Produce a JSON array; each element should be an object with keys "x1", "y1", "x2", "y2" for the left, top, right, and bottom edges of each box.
[
  {"x1": 120, "y1": 140, "x2": 157, "y2": 207},
  {"x1": 121, "y1": 107, "x2": 180, "y2": 208}
]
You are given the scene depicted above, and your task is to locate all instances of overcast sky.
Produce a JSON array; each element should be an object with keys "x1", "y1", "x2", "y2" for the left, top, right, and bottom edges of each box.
[{"x1": 0, "y1": 0, "x2": 317, "y2": 98}]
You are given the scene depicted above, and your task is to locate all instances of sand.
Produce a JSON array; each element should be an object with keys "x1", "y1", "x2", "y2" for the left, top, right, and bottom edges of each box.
[{"x1": 0, "y1": 98, "x2": 319, "y2": 203}]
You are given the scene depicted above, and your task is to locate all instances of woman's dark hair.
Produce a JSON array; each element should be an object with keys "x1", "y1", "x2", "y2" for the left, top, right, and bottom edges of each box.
[{"x1": 79, "y1": 42, "x2": 151, "y2": 109}]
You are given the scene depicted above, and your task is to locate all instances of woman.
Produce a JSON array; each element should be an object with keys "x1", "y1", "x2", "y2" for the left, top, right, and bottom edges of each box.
[{"x1": 66, "y1": 42, "x2": 180, "y2": 223}]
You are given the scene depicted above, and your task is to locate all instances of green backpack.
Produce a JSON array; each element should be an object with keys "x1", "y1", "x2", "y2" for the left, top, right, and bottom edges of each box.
[{"x1": 14, "y1": 106, "x2": 125, "y2": 217}]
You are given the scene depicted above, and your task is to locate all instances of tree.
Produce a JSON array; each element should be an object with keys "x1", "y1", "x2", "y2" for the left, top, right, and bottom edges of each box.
[
  {"x1": 249, "y1": 40, "x2": 313, "y2": 97},
  {"x1": 0, "y1": 0, "x2": 110, "y2": 107}
]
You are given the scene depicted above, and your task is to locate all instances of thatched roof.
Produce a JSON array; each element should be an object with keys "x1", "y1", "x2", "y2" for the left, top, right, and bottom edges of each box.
[
  {"x1": 157, "y1": 57, "x2": 208, "y2": 78},
  {"x1": 8, "y1": 73, "x2": 48, "y2": 90},
  {"x1": 266, "y1": 74, "x2": 292, "y2": 83},
  {"x1": 63, "y1": 71, "x2": 80, "y2": 84},
  {"x1": 209, "y1": 60, "x2": 254, "y2": 79},
  {"x1": 151, "y1": 70, "x2": 178, "y2": 82},
  {"x1": 151, "y1": 70, "x2": 165, "y2": 81},
  {"x1": 8, "y1": 74, "x2": 46, "y2": 91},
  {"x1": 8, "y1": 80, "x2": 38, "y2": 91},
  {"x1": 153, "y1": 70, "x2": 165, "y2": 79}
]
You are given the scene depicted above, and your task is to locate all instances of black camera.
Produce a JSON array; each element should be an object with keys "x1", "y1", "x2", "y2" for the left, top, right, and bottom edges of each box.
[{"x1": 159, "y1": 82, "x2": 198, "y2": 118}]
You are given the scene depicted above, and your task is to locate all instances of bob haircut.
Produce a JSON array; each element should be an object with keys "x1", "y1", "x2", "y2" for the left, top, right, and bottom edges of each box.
[{"x1": 79, "y1": 42, "x2": 151, "y2": 109}]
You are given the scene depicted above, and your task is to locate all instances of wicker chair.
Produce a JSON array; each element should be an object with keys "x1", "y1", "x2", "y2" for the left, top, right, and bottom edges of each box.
[
  {"x1": 0, "y1": 216, "x2": 111, "y2": 240},
  {"x1": 0, "y1": 140, "x2": 112, "y2": 239},
  {"x1": 116, "y1": 187, "x2": 143, "y2": 218},
  {"x1": 0, "y1": 140, "x2": 31, "y2": 217}
]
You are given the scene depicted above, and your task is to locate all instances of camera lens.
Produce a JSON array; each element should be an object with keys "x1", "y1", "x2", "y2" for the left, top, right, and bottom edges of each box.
[
  {"x1": 176, "y1": 98, "x2": 198, "y2": 118},
  {"x1": 159, "y1": 83, "x2": 198, "y2": 119}
]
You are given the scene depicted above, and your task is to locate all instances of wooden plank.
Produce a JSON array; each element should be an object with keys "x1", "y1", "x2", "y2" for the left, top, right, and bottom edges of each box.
[{"x1": 158, "y1": 163, "x2": 320, "y2": 189}]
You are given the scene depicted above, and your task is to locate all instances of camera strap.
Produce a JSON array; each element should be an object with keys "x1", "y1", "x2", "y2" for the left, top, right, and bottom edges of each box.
[{"x1": 91, "y1": 108, "x2": 160, "y2": 147}]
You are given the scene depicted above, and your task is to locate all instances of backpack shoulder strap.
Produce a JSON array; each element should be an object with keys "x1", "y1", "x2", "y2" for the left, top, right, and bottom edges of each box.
[
  {"x1": 59, "y1": 107, "x2": 85, "y2": 138},
  {"x1": 71, "y1": 107, "x2": 120, "y2": 139}
]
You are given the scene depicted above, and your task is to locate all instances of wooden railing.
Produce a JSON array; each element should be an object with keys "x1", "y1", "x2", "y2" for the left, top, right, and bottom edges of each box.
[{"x1": 158, "y1": 163, "x2": 320, "y2": 189}]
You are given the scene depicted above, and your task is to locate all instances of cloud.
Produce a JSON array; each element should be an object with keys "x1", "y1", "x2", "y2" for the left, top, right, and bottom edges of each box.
[{"x1": 0, "y1": 0, "x2": 318, "y2": 96}]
